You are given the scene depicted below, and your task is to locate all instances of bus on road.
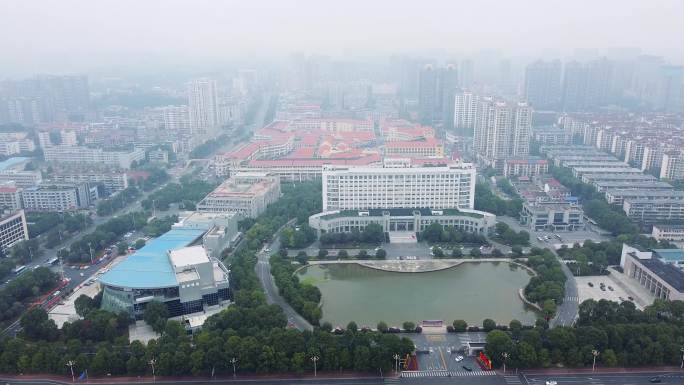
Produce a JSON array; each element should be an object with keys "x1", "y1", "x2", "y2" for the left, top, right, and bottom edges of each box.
[
  {"x1": 13, "y1": 265, "x2": 27, "y2": 275},
  {"x1": 46, "y1": 257, "x2": 59, "y2": 266}
]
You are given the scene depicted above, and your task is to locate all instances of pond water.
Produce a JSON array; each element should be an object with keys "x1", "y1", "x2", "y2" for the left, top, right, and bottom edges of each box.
[{"x1": 297, "y1": 262, "x2": 537, "y2": 327}]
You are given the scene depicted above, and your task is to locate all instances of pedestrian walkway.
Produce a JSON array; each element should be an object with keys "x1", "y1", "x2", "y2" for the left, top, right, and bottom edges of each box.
[
  {"x1": 565, "y1": 295, "x2": 579, "y2": 302},
  {"x1": 401, "y1": 370, "x2": 496, "y2": 377}
]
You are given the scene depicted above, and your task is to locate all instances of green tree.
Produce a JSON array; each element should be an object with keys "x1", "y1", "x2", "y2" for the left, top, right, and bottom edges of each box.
[
  {"x1": 375, "y1": 248, "x2": 387, "y2": 259},
  {"x1": 452, "y1": 320, "x2": 468, "y2": 332},
  {"x1": 402, "y1": 321, "x2": 416, "y2": 332},
  {"x1": 431, "y1": 246, "x2": 445, "y2": 258},
  {"x1": 317, "y1": 249, "x2": 328, "y2": 259},
  {"x1": 482, "y1": 318, "x2": 496, "y2": 331},
  {"x1": 470, "y1": 248, "x2": 482, "y2": 258},
  {"x1": 451, "y1": 248, "x2": 463, "y2": 258},
  {"x1": 143, "y1": 301, "x2": 169, "y2": 333},
  {"x1": 602, "y1": 349, "x2": 618, "y2": 367},
  {"x1": 337, "y1": 250, "x2": 349, "y2": 259},
  {"x1": 74, "y1": 294, "x2": 95, "y2": 317},
  {"x1": 20, "y1": 308, "x2": 57, "y2": 341},
  {"x1": 377, "y1": 321, "x2": 388, "y2": 333},
  {"x1": 357, "y1": 249, "x2": 369, "y2": 259},
  {"x1": 485, "y1": 330, "x2": 513, "y2": 367},
  {"x1": 295, "y1": 251, "x2": 308, "y2": 265}
]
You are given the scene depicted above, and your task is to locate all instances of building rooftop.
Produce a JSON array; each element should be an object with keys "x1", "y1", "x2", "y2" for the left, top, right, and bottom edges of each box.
[
  {"x1": 169, "y1": 245, "x2": 210, "y2": 269},
  {"x1": 653, "y1": 249, "x2": 684, "y2": 263},
  {"x1": 605, "y1": 189, "x2": 684, "y2": 198},
  {"x1": 99, "y1": 227, "x2": 206, "y2": 289},
  {"x1": 640, "y1": 258, "x2": 684, "y2": 291},
  {"x1": 0, "y1": 157, "x2": 30, "y2": 171}
]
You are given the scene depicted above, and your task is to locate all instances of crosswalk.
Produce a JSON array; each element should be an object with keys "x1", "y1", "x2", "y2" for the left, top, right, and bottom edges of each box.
[
  {"x1": 401, "y1": 370, "x2": 496, "y2": 378},
  {"x1": 565, "y1": 295, "x2": 579, "y2": 302},
  {"x1": 503, "y1": 374, "x2": 522, "y2": 384}
]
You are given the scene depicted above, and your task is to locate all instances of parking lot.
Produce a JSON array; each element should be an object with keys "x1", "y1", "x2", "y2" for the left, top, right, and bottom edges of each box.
[
  {"x1": 575, "y1": 275, "x2": 638, "y2": 307},
  {"x1": 407, "y1": 332, "x2": 491, "y2": 375}
]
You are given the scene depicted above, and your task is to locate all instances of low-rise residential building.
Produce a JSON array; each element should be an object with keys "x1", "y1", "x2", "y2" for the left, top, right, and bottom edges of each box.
[
  {"x1": 0, "y1": 170, "x2": 42, "y2": 188},
  {"x1": 309, "y1": 208, "x2": 496, "y2": 237},
  {"x1": 622, "y1": 199, "x2": 684, "y2": 224},
  {"x1": 581, "y1": 173, "x2": 658, "y2": 185},
  {"x1": 605, "y1": 189, "x2": 684, "y2": 206},
  {"x1": 652, "y1": 224, "x2": 684, "y2": 242},
  {"x1": 43, "y1": 146, "x2": 145, "y2": 169},
  {"x1": 0, "y1": 210, "x2": 29, "y2": 251},
  {"x1": 519, "y1": 201, "x2": 584, "y2": 231},
  {"x1": 48, "y1": 171, "x2": 128, "y2": 195},
  {"x1": 383, "y1": 139, "x2": 444, "y2": 158},
  {"x1": 533, "y1": 129, "x2": 572, "y2": 145},
  {"x1": 21, "y1": 183, "x2": 97, "y2": 212},
  {"x1": 0, "y1": 184, "x2": 22, "y2": 211},
  {"x1": 503, "y1": 157, "x2": 549, "y2": 177},
  {"x1": 592, "y1": 180, "x2": 673, "y2": 193},
  {"x1": 197, "y1": 172, "x2": 281, "y2": 218},
  {"x1": 571, "y1": 166, "x2": 644, "y2": 178},
  {"x1": 148, "y1": 149, "x2": 169, "y2": 164}
]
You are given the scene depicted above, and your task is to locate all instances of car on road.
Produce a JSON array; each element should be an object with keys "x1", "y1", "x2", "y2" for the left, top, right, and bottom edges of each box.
[
  {"x1": 545, "y1": 381, "x2": 557, "y2": 385},
  {"x1": 649, "y1": 377, "x2": 662, "y2": 383},
  {"x1": 454, "y1": 355, "x2": 464, "y2": 362},
  {"x1": 462, "y1": 365, "x2": 472, "y2": 371},
  {"x1": 79, "y1": 273, "x2": 84, "y2": 277}
]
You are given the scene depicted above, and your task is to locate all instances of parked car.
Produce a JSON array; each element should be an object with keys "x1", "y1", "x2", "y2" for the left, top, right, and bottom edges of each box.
[
  {"x1": 608, "y1": 286, "x2": 614, "y2": 291},
  {"x1": 588, "y1": 282, "x2": 594, "y2": 287},
  {"x1": 462, "y1": 365, "x2": 472, "y2": 371},
  {"x1": 455, "y1": 355, "x2": 464, "y2": 362}
]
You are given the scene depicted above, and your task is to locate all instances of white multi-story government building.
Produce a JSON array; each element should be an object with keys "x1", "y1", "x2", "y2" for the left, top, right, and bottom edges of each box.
[{"x1": 322, "y1": 159, "x2": 476, "y2": 212}]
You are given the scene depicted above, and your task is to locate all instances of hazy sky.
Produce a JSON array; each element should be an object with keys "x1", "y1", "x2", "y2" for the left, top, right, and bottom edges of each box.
[{"x1": 1, "y1": 0, "x2": 682, "y2": 76}]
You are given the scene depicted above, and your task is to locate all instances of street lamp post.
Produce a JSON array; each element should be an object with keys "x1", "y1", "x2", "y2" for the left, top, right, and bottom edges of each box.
[
  {"x1": 230, "y1": 357, "x2": 238, "y2": 378},
  {"x1": 87, "y1": 242, "x2": 94, "y2": 264},
  {"x1": 393, "y1": 353, "x2": 400, "y2": 373},
  {"x1": 501, "y1": 352, "x2": 510, "y2": 374},
  {"x1": 66, "y1": 360, "x2": 76, "y2": 382},
  {"x1": 311, "y1": 355, "x2": 319, "y2": 377},
  {"x1": 680, "y1": 347, "x2": 684, "y2": 369},
  {"x1": 591, "y1": 349, "x2": 599, "y2": 372},
  {"x1": 149, "y1": 358, "x2": 156, "y2": 382}
]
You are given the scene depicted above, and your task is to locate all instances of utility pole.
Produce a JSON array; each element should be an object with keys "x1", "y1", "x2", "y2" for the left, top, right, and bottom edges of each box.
[
  {"x1": 230, "y1": 357, "x2": 238, "y2": 378},
  {"x1": 393, "y1": 353, "x2": 400, "y2": 373},
  {"x1": 501, "y1": 352, "x2": 510, "y2": 374},
  {"x1": 149, "y1": 358, "x2": 156, "y2": 382},
  {"x1": 591, "y1": 349, "x2": 599, "y2": 372},
  {"x1": 66, "y1": 360, "x2": 75, "y2": 382},
  {"x1": 311, "y1": 355, "x2": 319, "y2": 377},
  {"x1": 88, "y1": 242, "x2": 94, "y2": 264}
]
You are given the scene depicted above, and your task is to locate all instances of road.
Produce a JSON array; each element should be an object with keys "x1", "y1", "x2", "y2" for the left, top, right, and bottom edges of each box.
[
  {"x1": 495, "y1": 216, "x2": 579, "y2": 328},
  {"x1": 523, "y1": 372, "x2": 682, "y2": 384},
  {"x1": 1, "y1": 378, "x2": 386, "y2": 385},
  {"x1": 255, "y1": 219, "x2": 314, "y2": 332}
]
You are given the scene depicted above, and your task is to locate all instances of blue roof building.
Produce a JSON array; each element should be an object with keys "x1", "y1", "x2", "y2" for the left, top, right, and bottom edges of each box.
[{"x1": 99, "y1": 215, "x2": 235, "y2": 319}]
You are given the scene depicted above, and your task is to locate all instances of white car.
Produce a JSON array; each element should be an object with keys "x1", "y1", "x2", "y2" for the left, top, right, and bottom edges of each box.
[
  {"x1": 455, "y1": 355, "x2": 464, "y2": 362},
  {"x1": 546, "y1": 381, "x2": 557, "y2": 385}
]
